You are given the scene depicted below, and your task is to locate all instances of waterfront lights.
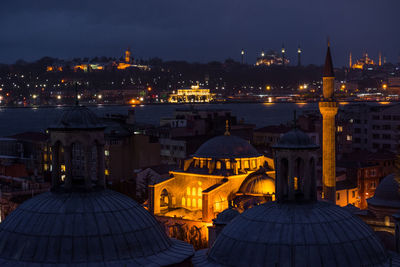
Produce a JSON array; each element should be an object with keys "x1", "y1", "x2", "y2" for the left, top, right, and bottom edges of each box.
[
  {"x1": 383, "y1": 84, "x2": 387, "y2": 89},
  {"x1": 97, "y1": 94, "x2": 102, "y2": 99},
  {"x1": 57, "y1": 95, "x2": 61, "y2": 100}
]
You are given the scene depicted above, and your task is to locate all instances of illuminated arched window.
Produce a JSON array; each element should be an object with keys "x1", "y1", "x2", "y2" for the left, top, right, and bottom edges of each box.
[
  {"x1": 216, "y1": 161, "x2": 221, "y2": 169},
  {"x1": 187, "y1": 198, "x2": 191, "y2": 207},
  {"x1": 244, "y1": 160, "x2": 250, "y2": 169},
  {"x1": 215, "y1": 202, "x2": 221, "y2": 212},
  {"x1": 294, "y1": 177, "x2": 298, "y2": 190},
  {"x1": 198, "y1": 199, "x2": 202, "y2": 209},
  {"x1": 182, "y1": 197, "x2": 186, "y2": 206},
  {"x1": 192, "y1": 187, "x2": 196, "y2": 196},
  {"x1": 252, "y1": 160, "x2": 256, "y2": 168},
  {"x1": 198, "y1": 187, "x2": 202, "y2": 196},
  {"x1": 226, "y1": 161, "x2": 231, "y2": 169},
  {"x1": 192, "y1": 198, "x2": 196, "y2": 208},
  {"x1": 187, "y1": 187, "x2": 191, "y2": 196}
]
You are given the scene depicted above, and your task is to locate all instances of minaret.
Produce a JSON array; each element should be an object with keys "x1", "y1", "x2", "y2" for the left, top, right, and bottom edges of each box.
[
  {"x1": 241, "y1": 49, "x2": 245, "y2": 64},
  {"x1": 281, "y1": 43, "x2": 286, "y2": 66},
  {"x1": 125, "y1": 48, "x2": 131, "y2": 63},
  {"x1": 297, "y1": 45, "x2": 302, "y2": 67},
  {"x1": 349, "y1": 52, "x2": 352, "y2": 68},
  {"x1": 318, "y1": 42, "x2": 338, "y2": 204},
  {"x1": 379, "y1": 51, "x2": 382, "y2": 66}
]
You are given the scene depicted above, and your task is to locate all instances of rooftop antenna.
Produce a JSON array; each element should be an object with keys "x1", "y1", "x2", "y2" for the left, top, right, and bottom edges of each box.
[{"x1": 224, "y1": 120, "x2": 230, "y2": 136}]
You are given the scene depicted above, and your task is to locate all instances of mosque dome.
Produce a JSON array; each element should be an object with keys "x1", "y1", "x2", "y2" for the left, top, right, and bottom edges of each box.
[
  {"x1": 273, "y1": 128, "x2": 318, "y2": 149},
  {"x1": 367, "y1": 174, "x2": 400, "y2": 208},
  {"x1": 49, "y1": 105, "x2": 105, "y2": 130},
  {"x1": 193, "y1": 135, "x2": 261, "y2": 159},
  {"x1": 193, "y1": 201, "x2": 389, "y2": 267},
  {"x1": 0, "y1": 189, "x2": 194, "y2": 266},
  {"x1": 239, "y1": 172, "x2": 275, "y2": 195},
  {"x1": 213, "y1": 208, "x2": 240, "y2": 226}
]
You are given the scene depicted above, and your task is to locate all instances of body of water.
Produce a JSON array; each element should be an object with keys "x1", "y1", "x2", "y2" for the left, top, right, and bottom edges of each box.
[{"x1": 0, "y1": 102, "x2": 366, "y2": 137}]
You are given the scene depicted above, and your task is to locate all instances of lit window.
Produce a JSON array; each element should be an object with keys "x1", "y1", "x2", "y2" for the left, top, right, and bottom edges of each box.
[
  {"x1": 294, "y1": 177, "x2": 298, "y2": 190},
  {"x1": 346, "y1": 135, "x2": 352, "y2": 141},
  {"x1": 104, "y1": 150, "x2": 110, "y2": 156},
  {"x1": 187, "y1": 198, "x2": 191, "y2": 207},
  {"x1": 198, "y1": 199, "x2": 202, "y2": 209},
  {"x1": 182, "y1": 197, "x2": 186, "y2": 206},
  {"x1": 226, "y1": 161, "x2": 231, "y2": 169},
  {"x1": 105, "y1": 169, "x2": 109, "y2": 175},
  {"x1": 60, "y1": 165, "x2": 66, "y2": 172},
  {"x1": 337, "y1": 126, "x2": 343, "y2": 132},
  {"x1": 187, "y1": 187, "x2": 191, "y2": 196},
  {"x1": 192, "y1": 187, "x2": 196, "y2": 196},
  {"x1": 44, "y1": 164, "x2": 48, "y2": 171},
  {"x1": 216, "y1": 161, "x2": 221, "y2": 169},
  {"x1": 245, "y1": 161, "x2": 249, "y2": 169}
]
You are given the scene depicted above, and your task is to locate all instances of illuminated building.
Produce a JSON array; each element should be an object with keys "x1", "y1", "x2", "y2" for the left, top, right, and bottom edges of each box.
[
  {"x1": 255, "y1": 50, "x2": 290, "y2": 66},
  {"x1": 148, "y1": 124, "x2": 274, "y2": 247},
  {"x1": 193, "y1": 127, "x2": 395, "y2": 266},
  {"x1": 168, "y1": 85, "x2": 216, "y2": 103},
  {"x1": 0, "y1": 104, "x2": 194, "y2": 266},
  {"x1": 352, "y1": 52, "x2": 376, "y2": 69},
  {"x1": 319, "y1": 42, "x2": 338, "y2": 203},
  {"x1": 125, "y1": 47, "x2": 131, "y2": 63}
]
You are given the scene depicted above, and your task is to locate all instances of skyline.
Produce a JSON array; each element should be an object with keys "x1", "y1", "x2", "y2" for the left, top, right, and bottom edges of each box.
[{"x1": 0, "y1": 0, "x2": 399, "y2": 66}]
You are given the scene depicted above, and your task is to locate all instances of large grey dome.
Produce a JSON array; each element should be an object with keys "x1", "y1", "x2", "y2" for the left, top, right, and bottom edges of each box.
[
  {"x1": 193, "y1": 135, "x2": 261, "y2": 159},
  {"x1": 193, "y1": 201, "x2": 389, "y2": 267},
  {"x1": 49, "y1": 105, "x2": 105, "y2": 130},
  {"x1": 0, "y1": 189, "x2": 194, "y2": 266},
  {"x1": 273, "y1": 129, "x2": 318, "y2": 149},
  {"x1": 367, "y1": 174, "x2": 400, "y2": 208}
]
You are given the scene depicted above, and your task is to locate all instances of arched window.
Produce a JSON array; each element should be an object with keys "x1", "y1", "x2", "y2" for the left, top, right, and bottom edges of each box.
[
  {"x1": 187, "y1": 198, "x2": 192, "y2": 207},
  {"x1": 226, "y1": 161, "x2": 231, "y2": 169},
  {"x1": 192, "y1": 187, "x2": 196, "y2": 196},
  {"x1": 72, "y1": 142, "x2": 85, "y2": 177},
  {"x1": 187, "y1": 187, "x2": 191, "y2": 196},
  {"x1": 192, "y1": 198, "x2": 196, "y2": 208},
  {"x1": 198, "y1": 199, "x2": 202, "y2": 209},
  {"x1": 244, "y1": 161, "x2": 250, "y2": 169},
  {"x1": 182, "y1": 197, "x2": 186, "y2": 206},
  {"x1": 216, "y1": 161, "x2": 221, "y2": 169}
]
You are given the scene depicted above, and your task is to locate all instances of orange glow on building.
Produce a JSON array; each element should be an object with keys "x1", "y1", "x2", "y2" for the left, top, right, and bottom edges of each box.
[{"x1": 168, "y1": 85, "x2": 215, "y2": 103}]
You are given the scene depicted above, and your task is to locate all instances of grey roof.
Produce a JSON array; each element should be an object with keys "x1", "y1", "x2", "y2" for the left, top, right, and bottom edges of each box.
[
  {"x1": 0, "y1": 189, "x2": 194, "y2": 266},
  {"x1": 273, "y1": 129, "x2": 319, "y2": 150},
  {"x1": 193, "y1": 135, "x2": 261, "y2": 159},
  {"x1": 193, "y1": 201, "x2": 389, "y2": 267},
  {"x1": 367, "y1": 174, "x2": 400, "y2": 208},
  {"x1": 49, "y1": 105, "x2": 105, "y2": 130}
]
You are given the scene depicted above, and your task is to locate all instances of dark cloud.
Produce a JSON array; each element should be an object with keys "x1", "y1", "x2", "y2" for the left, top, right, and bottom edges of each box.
[{"x1": 0, "y1": 0, "x2": 399, "y2": 66}]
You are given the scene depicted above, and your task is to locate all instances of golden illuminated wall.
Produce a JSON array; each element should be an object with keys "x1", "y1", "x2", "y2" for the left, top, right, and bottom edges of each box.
[
  {"x1": 149, "y1": 156, "x2": 267, "y2": 222},
  {"x1": 168, "y1": 86, "x2": 215, "y2": 103}
]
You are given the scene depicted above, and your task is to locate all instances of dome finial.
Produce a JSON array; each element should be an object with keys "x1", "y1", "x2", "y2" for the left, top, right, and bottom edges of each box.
[{"x1": 224, "y1": 120, "x2": 230, "y2": 136}]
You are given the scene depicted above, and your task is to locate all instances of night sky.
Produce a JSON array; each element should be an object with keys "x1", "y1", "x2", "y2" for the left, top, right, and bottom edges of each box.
[{"x1": 1, "y1": 0, "x2": 399, "y2": 66}]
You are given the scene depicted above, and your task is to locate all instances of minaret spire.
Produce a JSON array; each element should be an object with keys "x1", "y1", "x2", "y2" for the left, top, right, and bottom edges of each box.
[
  {"x1": 75, "y1": 82, "x2": 79, "y2": 106},
  {"x1": 319, "y1": 41, "x2": 338, "y2": 204}
]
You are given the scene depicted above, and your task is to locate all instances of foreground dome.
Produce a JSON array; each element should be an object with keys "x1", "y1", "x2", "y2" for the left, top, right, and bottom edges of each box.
[
  {"x1": 0, "y1": 189, "x2": 194, "y2": 266},
  {"x1": 367, "y1": 174, "x2": 400, "y2": 208},
  {"x1": 193, "y1": 135, "x2": 261, "y2": 158},
  {"x1": 193, "y1": 201, "x2": 389, "y2": 267},
  {"x1": 49, "y1": 105, "x2": 105, "y2": 130}
]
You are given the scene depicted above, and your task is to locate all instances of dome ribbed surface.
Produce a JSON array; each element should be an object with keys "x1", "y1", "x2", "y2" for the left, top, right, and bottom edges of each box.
[
  {"x1": 239, "y1": 174, "x2": 275, "y2": 195},
  {"x1": 194, "y1": 135, "x2": 261, "y2": 159},
  {"x1": 49, "y1": 106, "x2": 105, "y2": 130},
  {"x1": 367, "y1": 174, "x2": 400, "y2": 208},
  {"x1": 193, "y1": 201, "x2": 388, "y2": 267},
  {"x1": 0, "y1": 189, "x2": 194, "y2": 266},
  {"x1": 273, "y1": 129, "x2": 318, "y2": 149}
]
